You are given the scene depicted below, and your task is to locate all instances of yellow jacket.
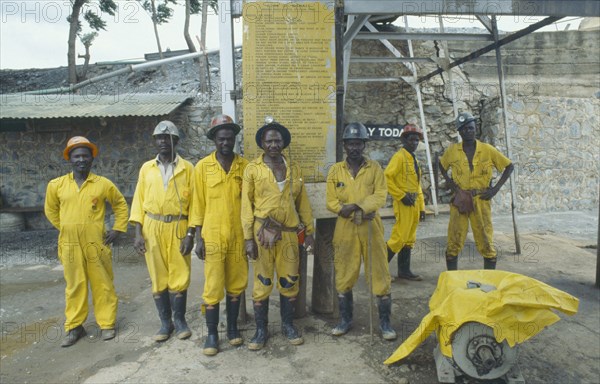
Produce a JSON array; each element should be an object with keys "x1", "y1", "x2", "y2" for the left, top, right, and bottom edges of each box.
[
  {"x1": 384, "y1": 148, "x2": 425, "y2": 211},
  {"x1": 130, "y1": 155, "x2": 194, "y2": 226},
  {"x1": 385, "y1": 270, "x2": 579, "y2": 364},
  {"x1": 439, "y1": 140, "x2": 512, "y2": 190},
  {"x1": 326, "y1": 159, "x2": 387, "y2": 215},
  {"x1": 241, "y1": 154, "x2": 314, "y2": 240},
  {"x1": 190, "y1": 152, "x2": 249, "y2": 236},
  {"x1": 45, "y1": 172, "x2": 129, "y2": 234}
]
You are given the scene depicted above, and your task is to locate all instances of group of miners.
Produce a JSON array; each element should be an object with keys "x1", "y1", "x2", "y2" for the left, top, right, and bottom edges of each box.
[{"x1": 44, "y1": 111, "x2": 513, "y2": 352}]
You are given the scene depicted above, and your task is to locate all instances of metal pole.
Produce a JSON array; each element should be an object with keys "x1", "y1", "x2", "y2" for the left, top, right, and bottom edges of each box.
[
  {"x1": 219, "y1": 0, "x2": 239, "y2": 152},
  {"x1": 438, "y1": 16, "x2": 458, "y2": 119},
  {"x1": 404, "y1": 16, "x2": 439, "y2": 215},
  {"x1": 492, "y1": 16, "x2": 521, "y2": 255},
  {"x1": 368, "y1": 219, "x2": 374, "y2": 344}
]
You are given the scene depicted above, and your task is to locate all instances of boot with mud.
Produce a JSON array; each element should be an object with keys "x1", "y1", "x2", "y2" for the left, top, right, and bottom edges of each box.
[
  {"x1": 446, "y1": 254, "x2": 458, "y2": 271},
  {"x1": 248, "y1": 299, "x2": 269, "y2": 351},
  {"x1": 61, "y1": 325, "x2": 86, "y2": 347},
  {"x1": 332, "y1": 291, "x2": 353, "y2": 336},
  {"x1": 153, "y1": 290, "x2": 174, "y2": 342},
  {"x1": 377, "y1": 295, "x2": 397, "y2": 341},
  {"x1": 280, "y1": 295, "x2": 303, "y2": 345},
  {"x1": 170, "y1": 291, "x2": 192, "y2": 339},
  {"x1": 226, "y1": 295, "x2": 243, "y2": 346},
  {"x1": 203, "y1": 303, "x2": 219, "y2": 356}
]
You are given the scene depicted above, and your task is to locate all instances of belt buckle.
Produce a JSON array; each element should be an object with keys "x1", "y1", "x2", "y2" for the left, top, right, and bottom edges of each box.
[{"x1": 164, "y1": 215, "x2": 173, "y2": 223}]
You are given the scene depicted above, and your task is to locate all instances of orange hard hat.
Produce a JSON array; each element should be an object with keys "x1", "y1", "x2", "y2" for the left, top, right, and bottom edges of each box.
[
  {"x1": 63, "y1": 136, "x2": 98, "y2": 160},
  {"x1": 206, "y1": 114, "x2": 241, "y2": 140},
  {"x1": 401, "y1": 124, "x2": 424, "y2": 140}
]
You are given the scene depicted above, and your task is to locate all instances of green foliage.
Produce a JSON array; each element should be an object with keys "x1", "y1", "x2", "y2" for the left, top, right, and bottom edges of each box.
[
  {"x1": 189, "y1": 0, "x2": 218, "y2": 14},
  {"x1": 80, "y1": 32, "x2": 98, "y2": 47},
  {"x1": 140, "y1": 0, "x2": 177, "y2": 24}
]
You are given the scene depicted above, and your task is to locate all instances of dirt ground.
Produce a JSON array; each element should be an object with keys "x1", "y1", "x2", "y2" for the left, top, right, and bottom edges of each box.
[{"x1": 1, "y1": 211, "x2": 598, "y2": 384}]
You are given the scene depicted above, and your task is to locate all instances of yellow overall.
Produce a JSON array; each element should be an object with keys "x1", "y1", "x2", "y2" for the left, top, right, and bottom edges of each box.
[
  {"x1": 45, "y1": 172, "x2": 129, "y2": 331},
  {"x1": 130, "y1": 156, "x2": 194, "y2": 293},
  {"x1": 326, "y1": 159, "x2": 391, "y2": 296},
  {"x1": 241, "y1": 154, "x2": 314, "y2": 301},
  {"x1": 190, "y1": 152, "x2": 249, "y2": 305},
  {"x1": 439, "y1": 141, "x2": 512, "y2": 259},
  {"x1": 384, "y1": 148, "x2": 425, "y2": 253}
]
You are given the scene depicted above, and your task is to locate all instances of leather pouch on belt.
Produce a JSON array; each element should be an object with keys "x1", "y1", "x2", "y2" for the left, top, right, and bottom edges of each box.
[
  {"x1": 257, "y1": 217, "x2": 282, "y2": 249},
  {"x1": 452, "y1": 189, "x2": 475, "y2": 214}
]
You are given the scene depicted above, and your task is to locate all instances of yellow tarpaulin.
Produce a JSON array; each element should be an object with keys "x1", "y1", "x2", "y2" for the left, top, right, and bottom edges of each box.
[{"x1": 384, "y1": 270, "x2": 579, "y2": 365}]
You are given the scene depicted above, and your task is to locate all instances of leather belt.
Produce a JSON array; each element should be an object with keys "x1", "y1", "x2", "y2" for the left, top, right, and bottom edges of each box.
[
  {"x1": 146, "y1": 213, "x2": 188, "y2": 223},
  {"x1": 255, "y1": 216, "x2": 297, "y2": 232},
  {"x1": 468, "y1": 189, "x2": 487, "y2": 196}
]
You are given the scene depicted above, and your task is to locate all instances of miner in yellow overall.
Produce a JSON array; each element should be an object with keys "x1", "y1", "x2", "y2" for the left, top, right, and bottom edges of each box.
[
  {"x1": 439, "y1": 112, "x2": 514, "y2": 270},
  {"x1": 326, "y1": 122, "x2": 396, "y2": 341},
  {"x1": 241, "y1": 118, "x2": 315, "y2": 351},
  {"x1": 45, "y1": 136, "x2": 129, "y2": 347},
  {"x1": 190, "y1": 114, "x2": 249, "y2": 356},
  {"x1": 130, "y1": 121, "x2": 195, "y2": 341},
  {"x1": 385, "y1": 124, "x2": 426, "y2": 281}
]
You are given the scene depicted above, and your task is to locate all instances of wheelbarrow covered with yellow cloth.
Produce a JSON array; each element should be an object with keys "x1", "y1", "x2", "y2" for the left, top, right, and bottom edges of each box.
[{"x1": 384, "y1": 270, "x2": 579, "y2": 367}]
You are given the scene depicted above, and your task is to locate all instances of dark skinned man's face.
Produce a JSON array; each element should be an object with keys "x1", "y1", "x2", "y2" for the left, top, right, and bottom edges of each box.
[
  {"x1": 214, "y1": 128, "x2": 236, "y2": 157},
  {"x1": 343, "y1": 139, "x2": 366, "y2": 161},
  {"x1": 154, "y1": 134, "x2": 178, "y2": 157},
  {"x1": 261, "y1": 129, "x2": 284, "y2": 157},
  {"x1": 403, "y1": 133, "x2": 420, "y2": 153},
  {"x1": 458, "y1": 121, "x2": 477, "y2": 142},
  {"x1": 69, "y1": 147, "x2": 93, "y2": 173}
]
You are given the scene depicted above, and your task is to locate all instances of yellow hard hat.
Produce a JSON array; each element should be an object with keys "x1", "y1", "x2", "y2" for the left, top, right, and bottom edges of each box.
[{"x1": 63, "y1": 136, "x2": 98, "y2": 160}]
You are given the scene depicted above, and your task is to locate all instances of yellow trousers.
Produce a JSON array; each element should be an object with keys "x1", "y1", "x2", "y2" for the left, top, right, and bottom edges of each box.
[
  {"x1": 251, "y1": 222, "x2": 300, "y2": 301},
  {"x1": 333, "y1": 216, "x2": 391, "y2": 296},
  {"x1": 143, "y1": 217, "x2": 191, "y2": 293},
  {"x1": 203, "y1": 239, "x2": 248, "y2": 305},
  {"x1": 58, "y1": 237, "x2": 117, "y2": 331},
  {"x1": 447, "y1": 197, "x2": 496, "y2": 259},
  {"x1": 387, "y1": 200, "x2": 420, "y2": 253}
]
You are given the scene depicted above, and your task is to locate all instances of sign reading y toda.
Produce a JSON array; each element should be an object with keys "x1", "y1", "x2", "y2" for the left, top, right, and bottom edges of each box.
[{"x1": 364, "y1": 124, "x2": 405, "y2": 140}]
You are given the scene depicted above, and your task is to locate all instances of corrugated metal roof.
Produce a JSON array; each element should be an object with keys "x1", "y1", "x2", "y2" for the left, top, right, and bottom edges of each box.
[{"x1": 0, "y1": 93, "x2": 193, "y2": 120}]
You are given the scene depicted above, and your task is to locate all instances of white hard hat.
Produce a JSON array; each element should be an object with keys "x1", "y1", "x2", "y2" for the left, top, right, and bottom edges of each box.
[{"x1": 153, "y1": 121, "x2": 180, "y2": 137}]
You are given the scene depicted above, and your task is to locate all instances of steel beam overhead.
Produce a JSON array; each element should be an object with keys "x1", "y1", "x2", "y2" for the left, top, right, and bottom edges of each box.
[
  {"x1": 344, "y1": 0, "x2": 599, "y2": 17},
  {"x1": 354, "y1": 32, "x2": 493, "y2": 41},
  {"x1": 351, "y1": 57, "x2": 434, "y2": 63}
]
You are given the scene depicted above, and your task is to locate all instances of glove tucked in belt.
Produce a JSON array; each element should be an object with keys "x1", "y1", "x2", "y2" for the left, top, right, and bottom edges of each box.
[{"x1": 146, "y1": 212, "x2": 188, "y2": 223}]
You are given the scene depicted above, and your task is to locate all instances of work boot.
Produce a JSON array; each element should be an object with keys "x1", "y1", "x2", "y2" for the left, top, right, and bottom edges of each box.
[
  {"x1": 170, "y1": 291, "x2": 192, "y2": 340},
  {"x1": 484, "y1": 258, "x2": 497, "y2": 270},
  {"x1": 61, "y1": 325, "x2": 86, "y2": 347},
  {"x1": 101, "y1": 328, "x2": 116, "y2": 341},
  {"x1": 332, "y1": 291, "x2": 353, "y2": 336},
  {"x1": 280, "y1": 295, "x2": 304, "y2": 345},
  {"x1": 398, "y1": 247, "x2": 422, "y2": 281},
  {"x1": 203, "y1": 303, "x2": 219, "y2": 356},
  {"x1": 387, "y1": 247, "x2": 396, "y2": 263},
  {"x1": 446, "y1": 255, "x2": 458, "y2": 271},
  {"x1": 153, "y1": 290, "x2": 174, "y2": 342},
  {"x1": 377, "y1": 295, "x2": 397, "y2": 341},
  {"x1": 226, "y1": 295, "x2": 243, "y2": 346},
  {"x1": 248, "y1": 299, "x2": 269, "y2": 351}
]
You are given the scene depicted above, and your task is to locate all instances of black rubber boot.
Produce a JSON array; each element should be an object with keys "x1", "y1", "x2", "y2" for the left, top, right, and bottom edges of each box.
[
  {"x1": 153, "y1": 290, "x2": 174, "y2": 342},
  {"x1": 248, "y1": 299, "x2": 269, "y2": 351},
  {"x1": 203, "y1": 303, "x2": 219, "y2": 356},
  {"x1": 398, "y1": 247, "x2": 422, "y2": 281},
  {"x1": 280, "y1": 295, "x2": 303, "y2": 345},
  {"x1": 387, "y1": 247, "x2": 396, "y2": 263},
  {"x1": 377, "y1": 295, "x2": 397, "y2": 341},
  {"x1": 484, "y1": 258, "x2": 497, "y2": 270},
  {"x1": 61, "y1": 325, "x2": 86, "y2": 347},
  {"x1": 170, "y1": 291, "x2": 192, "y2": 340},
  {"x1": 446, "y1": 255, "x2": 458, "y2": 271},
  {"x1": 332, "y1": 291, "x2": 353, "y2": 336},
  {"x1": 226, "y1": 295, "x2": 243, "y2": 346}
]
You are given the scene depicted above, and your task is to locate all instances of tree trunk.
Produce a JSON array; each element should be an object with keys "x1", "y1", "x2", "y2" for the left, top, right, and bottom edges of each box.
[
  {"x1": 68, "y1": 0, "x2": 84, "y2": 85},
  {"x1": 78, "y1": 45, "x2": 91, "y2": 81},
  {"x1": 199, "y1": 0, "x2": 209, "y2": 92},
  {"x1": 183, "y1": 0, "x2": 197, "y2": 53},
  {"x1": 150, "y1": 0, "x2": 166, "y2": 76}
]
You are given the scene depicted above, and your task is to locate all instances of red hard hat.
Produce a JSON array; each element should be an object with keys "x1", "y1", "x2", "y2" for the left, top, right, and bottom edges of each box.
[
  {"x1": 401, "y1": 124, "x2": 424, "y2": 140},
  {"x1": 63, "y1": 136, "x2": 98, "y2": 160},
  {"x1": 207, "y1": 114, "x2": 241, "y2": 140}
]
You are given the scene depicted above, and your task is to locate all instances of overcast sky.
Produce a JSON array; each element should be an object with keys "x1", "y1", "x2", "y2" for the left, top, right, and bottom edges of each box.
[{"x1": 0, "y1": 1, "x2": 580, "y2": 70}]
